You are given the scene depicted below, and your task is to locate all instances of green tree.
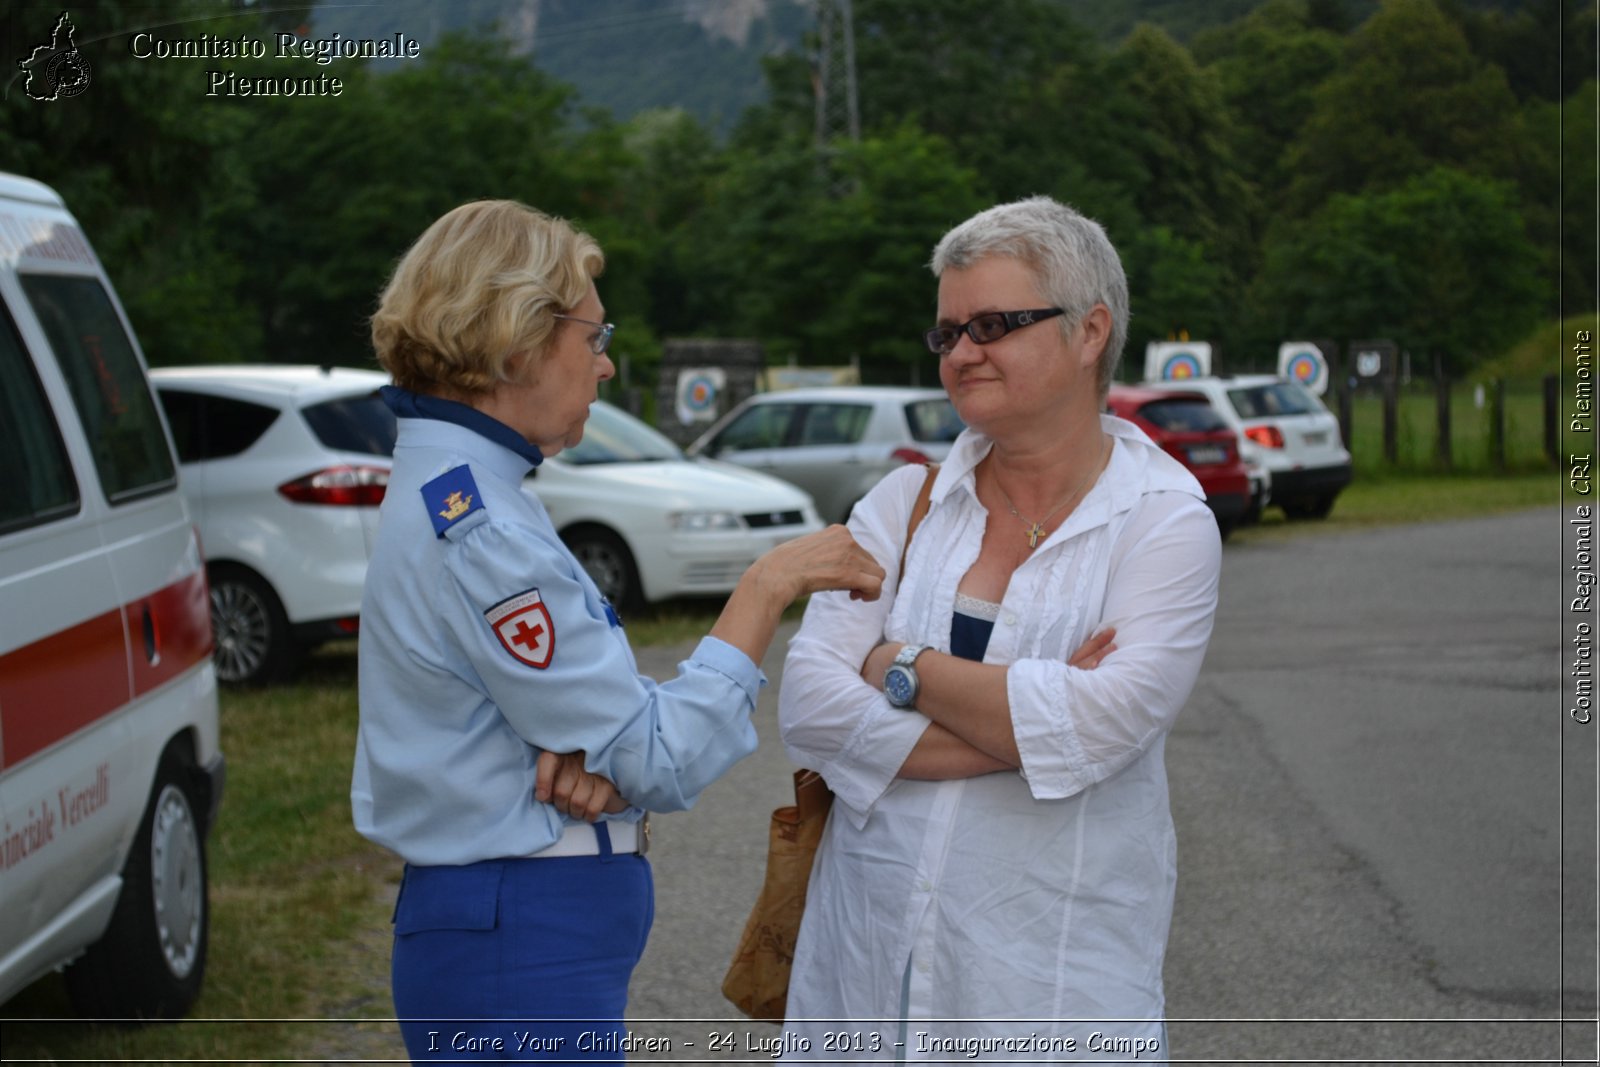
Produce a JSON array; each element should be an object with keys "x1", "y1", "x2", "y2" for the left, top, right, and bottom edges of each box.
[
  {"x1": 677, "y1": 124, "x2": 984, "y2": 378},
  {"x1": 1123, "y1": 225, "x2": 1229, "y2": 363},
  {"x1": 604, "y1": 107, "x2": 722, "y2": 359},
  {"x1": 212, "y1": 32, "x2": 595, "y2": 367},
  {"x1": 1284, "y1": 0, "x2": 1529, "y2": 215},
  {"x1": 1251, "y1": 167, "x2": 1546, "y2": 374},
  {"x1": 737, "y1": 0, "x2": 1098, "y2": 204},
  {"x1": 1440, "y1": 0, "x2": 1598, "y2": 104},
  {"x1": 1093, "y1": 24, "x2": 1255, "y2": 291},
  {"x1": 1192, "y1": 0, "x2": 1346, "y2": 209},
  {"x1": 1, "y1": 0, "x2": 266, "y2": 364}
]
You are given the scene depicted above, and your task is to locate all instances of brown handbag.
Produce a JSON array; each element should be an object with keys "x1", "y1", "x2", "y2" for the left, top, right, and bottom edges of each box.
[{"x1": 720, "y1": 463, "x2": 940, "y2": 1021}]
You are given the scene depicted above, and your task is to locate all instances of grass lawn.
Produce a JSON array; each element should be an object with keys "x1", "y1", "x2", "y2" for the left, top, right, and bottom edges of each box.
[
  {"x1": 0, "y1": 471, "x2": 1561, "y2": 1062},
  {"x1": 1343, "y1": 380, "x2": 1567, "y2": 477}
]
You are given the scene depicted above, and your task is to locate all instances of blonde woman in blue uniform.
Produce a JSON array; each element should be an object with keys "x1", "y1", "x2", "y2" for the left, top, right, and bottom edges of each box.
[{"x1": 352, "y1": 199, "x2": 884, "y2": 1062}]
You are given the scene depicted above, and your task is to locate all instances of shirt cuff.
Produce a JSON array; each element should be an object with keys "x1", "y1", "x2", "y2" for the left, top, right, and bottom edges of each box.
[
  {"x1": 1007, "y1": 658, "x2": 1090, "y2": 799},
  {"x1": 690, "y1": 635, "x2": 768, "y2": 703}
]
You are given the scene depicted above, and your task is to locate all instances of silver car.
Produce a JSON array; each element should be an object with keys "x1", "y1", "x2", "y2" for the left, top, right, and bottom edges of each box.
[{"x1": 688, "y1": 386, "x2": 963, "y2": 523}]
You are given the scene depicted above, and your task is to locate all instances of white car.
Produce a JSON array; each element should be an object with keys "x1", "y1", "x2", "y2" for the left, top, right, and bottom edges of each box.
[
  {"x1": 152, "y1": 366, "x2": 394, "y2": 685},
  {"x1": 529, "y1": 401, "x2": 824, "y2": 610},
  {"x1": 686, "y1": 386, "x2": 963, "y2": 523},
  {"x1": 1147, "y1": 375, "x2": 1353, "y2": 519}
]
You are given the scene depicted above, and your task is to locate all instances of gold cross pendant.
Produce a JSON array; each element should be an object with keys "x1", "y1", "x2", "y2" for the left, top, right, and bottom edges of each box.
[{"x1": 1025, "y1": 522, "x2": 1046, "y2": 549}]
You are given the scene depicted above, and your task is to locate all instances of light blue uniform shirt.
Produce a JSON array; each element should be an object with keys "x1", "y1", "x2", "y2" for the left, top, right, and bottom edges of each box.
[{"x1": 352, "y1": 400, "x2": 762, "y2": 867}]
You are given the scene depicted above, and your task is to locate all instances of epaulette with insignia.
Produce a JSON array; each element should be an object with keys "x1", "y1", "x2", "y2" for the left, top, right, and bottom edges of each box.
[{"x1": 421, "y1": 465, "x2": 486, "y2": 539}]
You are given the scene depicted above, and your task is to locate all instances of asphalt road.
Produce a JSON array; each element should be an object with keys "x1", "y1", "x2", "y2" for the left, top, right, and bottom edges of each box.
[{"x1": 626, "y1": 507, "x2": 1596, "y2": 1063}]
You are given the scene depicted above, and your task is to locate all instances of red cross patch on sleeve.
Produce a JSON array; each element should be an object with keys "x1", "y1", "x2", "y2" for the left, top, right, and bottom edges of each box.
[{"x1": 485, "y1": 588, "x2": 555, "y2": 669}]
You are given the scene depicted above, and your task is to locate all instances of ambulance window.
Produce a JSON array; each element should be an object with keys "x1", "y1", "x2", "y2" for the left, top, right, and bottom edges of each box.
[
  {"x1": 0, "y1": 304, "x2": 80, "y2": 533},
  {"x1": 19, "y1": 274, "x2": 176, "y2": 503}
]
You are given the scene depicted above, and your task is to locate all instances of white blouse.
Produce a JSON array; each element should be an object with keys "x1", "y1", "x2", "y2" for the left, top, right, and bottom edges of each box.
[{"x1": 778, "y1": 415, "x2": 1221, "y2": 1057}]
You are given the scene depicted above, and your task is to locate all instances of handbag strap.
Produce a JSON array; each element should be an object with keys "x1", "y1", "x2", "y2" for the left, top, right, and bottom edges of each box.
[{"x1": 898, "y1": 463, "x2": 940, "y2": 584}]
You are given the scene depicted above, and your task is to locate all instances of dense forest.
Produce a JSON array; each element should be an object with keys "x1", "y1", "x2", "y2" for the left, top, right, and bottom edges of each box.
[{"x1": 1, "y1": 0, "x2": 1594, "y2": 387}]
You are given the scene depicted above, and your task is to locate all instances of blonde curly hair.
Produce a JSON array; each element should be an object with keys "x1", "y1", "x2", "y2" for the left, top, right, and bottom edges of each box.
[{"x1": 371, "y1": 200, "x2": 604, "y2": 397}]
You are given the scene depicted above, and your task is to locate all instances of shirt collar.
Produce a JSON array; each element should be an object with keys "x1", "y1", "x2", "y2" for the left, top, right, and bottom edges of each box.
[
  {"x1": 930, "y1": 413, "x2": 1204, "y2": 544},
  {"x1": 380, "y1": 385, "x2": 544, "y2": 468}
]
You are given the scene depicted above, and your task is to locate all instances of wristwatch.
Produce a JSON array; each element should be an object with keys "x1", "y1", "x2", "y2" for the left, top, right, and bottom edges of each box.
[{"x1": 884, "y1": 644, "x2": 932, "y2": 708}]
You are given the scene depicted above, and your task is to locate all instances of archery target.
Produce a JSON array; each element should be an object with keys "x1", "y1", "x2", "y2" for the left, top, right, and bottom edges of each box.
[
  {"x1": 1144, "y1": 341, "x2": 1212, "y2": 382},
  {"x1": 675, "y1": 367, "x2": 725, "y2": 425},
  {"x1": 1277, "y1": 342, "x2": 1329, "y2": 395}
]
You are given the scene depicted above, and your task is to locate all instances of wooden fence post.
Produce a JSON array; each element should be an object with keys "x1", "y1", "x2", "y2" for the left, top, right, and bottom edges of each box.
[
  {"x1": 1489, "y1": 377, "x2": 1506, "y2": 471},
  {"x1": 1436, "y1": 371, "x2": 1452, "y2": 471},
  {"x1": 1383, "y1": 372, "x2": 1399, "y2": 465},
  {"x1": 1440, "y1": 355, "x2": 1452, "y2": 470}
]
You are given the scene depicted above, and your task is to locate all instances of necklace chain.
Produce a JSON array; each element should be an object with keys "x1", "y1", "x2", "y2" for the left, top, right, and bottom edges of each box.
[{"x1": 992, "y1": 439, "x2": 1110, "y2": 550}]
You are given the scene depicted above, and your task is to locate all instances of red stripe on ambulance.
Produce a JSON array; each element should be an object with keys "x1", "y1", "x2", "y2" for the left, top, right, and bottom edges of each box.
[{"x1": 0, "y1": 571, "x2": 212, "y2": 771}]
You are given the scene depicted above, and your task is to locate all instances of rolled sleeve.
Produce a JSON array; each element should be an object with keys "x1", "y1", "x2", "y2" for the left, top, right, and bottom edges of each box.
[
  {"x1": 781, "y1": 597, "x2": 930, "y2": 826},
  {"x1": 690, "y1": 634, "x2": 768, "y2": 700},
  {"x1": 779, "y1": 465, "x2": 930, "y2": 825},
  {"x1": 1008, "y1": 495, "x2": 1221, "y2": 800}
]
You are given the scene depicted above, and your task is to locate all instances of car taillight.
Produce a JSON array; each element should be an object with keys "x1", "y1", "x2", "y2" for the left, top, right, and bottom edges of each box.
[
  {"x1": 1244, "y1": 426, "x2": 1285, "y2": 449},
  {"x1": 891, "y1": 447, "x2": 933, "y2": 465},
  {"x1": 277, "y1": 465, "x2": 390, "y2": 506}
]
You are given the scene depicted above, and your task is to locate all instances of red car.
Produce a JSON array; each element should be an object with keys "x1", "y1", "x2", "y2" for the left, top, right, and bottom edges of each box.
[{"x1": 1106, "y1": 384, "x2": 1251, "y2": 539}]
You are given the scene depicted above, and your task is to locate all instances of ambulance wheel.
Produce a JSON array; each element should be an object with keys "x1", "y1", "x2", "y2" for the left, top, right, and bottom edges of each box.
[{"x1": 66, "y1": 745, "x2": 209, "y2": 1019}]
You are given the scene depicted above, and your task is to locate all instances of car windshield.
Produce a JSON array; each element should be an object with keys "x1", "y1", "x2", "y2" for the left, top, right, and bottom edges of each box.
[
  {"x1": 1140, "y1": 398, "x2": 1228, "y2": 433},
  {"x1": 302, "y1": 390, "x2": 397, "y2": 456},
  {"x1": 561, "y1": 403, "x2": 683, "y2": 464},
  {"x1": 905, "y1": 398, "x2": 965, "y2": 442},
  {"x1": 1226, "y1": 381, "x2": 1319, "y2": 419}
]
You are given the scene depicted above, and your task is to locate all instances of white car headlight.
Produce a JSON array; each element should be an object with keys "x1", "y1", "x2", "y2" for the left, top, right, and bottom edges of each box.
[{"x1": 668, "y1": 510, "x2": 743, "y2": 532}]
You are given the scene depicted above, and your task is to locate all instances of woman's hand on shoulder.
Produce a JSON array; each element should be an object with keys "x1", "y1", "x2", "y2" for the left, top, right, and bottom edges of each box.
[
  {"x1": 751, "y1": 524, "x2": 886, "y2": 606},
  {"x1": 534, "y1": 750, "x2": 629, "y2": 821}
]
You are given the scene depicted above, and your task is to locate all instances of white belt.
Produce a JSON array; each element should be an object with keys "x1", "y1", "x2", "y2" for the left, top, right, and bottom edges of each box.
[{"x1": 531, "y1": 817, "x2": 649, "y2": 858}]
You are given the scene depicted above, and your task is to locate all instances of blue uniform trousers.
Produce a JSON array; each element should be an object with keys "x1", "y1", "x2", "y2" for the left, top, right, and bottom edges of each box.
[{"x1": 391, "y1": 849, "x2": 654, "y2": 1063}]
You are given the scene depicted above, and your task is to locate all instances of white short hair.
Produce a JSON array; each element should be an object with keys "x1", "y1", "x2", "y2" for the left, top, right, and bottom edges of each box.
[{"x1": 930, "y1": 196, "x2": 1128, "y2": 397}]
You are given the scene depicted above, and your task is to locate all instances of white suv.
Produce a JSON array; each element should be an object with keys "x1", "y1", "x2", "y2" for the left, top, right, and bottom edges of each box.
[
  {"x1": 0, "y1": 173, "x2": 223, "y2": 1017},
  {"x1": 151, "y1": 366, "x2": 395, "y2": 686},
  {"x1": 1148, "y1": 375, "x2": 1353, "y2": 519}
]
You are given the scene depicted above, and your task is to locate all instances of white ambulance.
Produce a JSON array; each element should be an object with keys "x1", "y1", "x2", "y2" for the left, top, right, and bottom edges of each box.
[{"x1": 0, "y1": 172, "x2": 223, "y2": 1017}]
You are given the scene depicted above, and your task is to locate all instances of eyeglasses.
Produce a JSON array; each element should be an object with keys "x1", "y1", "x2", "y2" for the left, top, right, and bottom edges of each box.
[
  {"x1": 554, "y1": 314, "x2": 616, "y2": 356},
  {"x1": 923, "y1": 307, "x2": 1065, "y2": 356}
]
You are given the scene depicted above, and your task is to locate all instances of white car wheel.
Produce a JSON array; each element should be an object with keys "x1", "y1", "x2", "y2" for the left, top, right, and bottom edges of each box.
[
  {"x1": 563, "y1": 526, "x2": 642, "y2": 612},
  {"x1": 209, "y1": 565, "x2": 295, "y2": 684}
]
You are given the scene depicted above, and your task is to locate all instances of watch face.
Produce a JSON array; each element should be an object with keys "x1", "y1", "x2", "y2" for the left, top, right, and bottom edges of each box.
[{"x1": 885, "y1": 665, "x2": 916, "y2": 706}]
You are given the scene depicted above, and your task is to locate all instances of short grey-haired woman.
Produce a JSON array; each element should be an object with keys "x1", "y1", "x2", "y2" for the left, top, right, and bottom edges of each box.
[{"x1": 779, "y1": 196, "x2": 1220, "y2": 1059}]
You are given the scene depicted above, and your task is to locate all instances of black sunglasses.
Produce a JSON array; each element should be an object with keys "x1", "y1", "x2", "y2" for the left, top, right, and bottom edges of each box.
[{"x1": 924, "y1": 308, "x2": 1065, "y2": 355}]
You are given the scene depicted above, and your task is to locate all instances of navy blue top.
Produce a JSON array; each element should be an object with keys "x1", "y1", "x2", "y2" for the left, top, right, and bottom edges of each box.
[{"x1": 950, "y1": 612, "x2": 994, "y2": 663}]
